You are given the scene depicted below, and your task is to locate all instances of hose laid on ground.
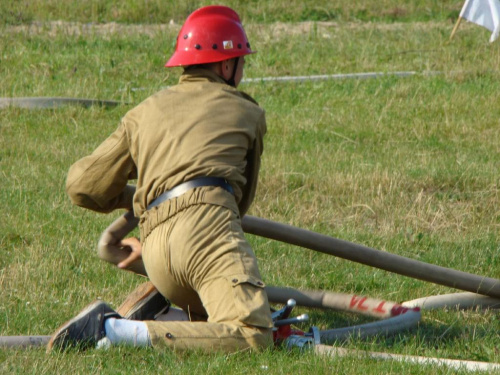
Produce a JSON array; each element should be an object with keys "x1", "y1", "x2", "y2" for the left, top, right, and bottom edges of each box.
[
  {"x1": 3, "y1": 97, "x2": 499, "y2": 370},
  {"x1": 265, "y1": 286, "x2": 422, "y2": 343},
  {"x1": 0, "y1": 71, "x2": 440, "y2": 110},
  {"x1": 0, "y1": 288, "x2": 422, "y2": 348},
  {"x1": 266, "y1": 286, "x2": 413, "y2": 319},
  {"x1": 3, "y1": 291, "x2": 499, "y2": 348},
  {"x1": 99, "y1": 212, "x2": 500, "y2": 300},
  {"x1": 2, "y1": 184, "x2": 500, "y2": 371},
  {"x1": 403, "y1": 292, "x2": 500, "y2": 310},
  {"x1": 0, "y1": 97, "x2": 124, "y2": 109},
  {"x1": 3, "y1": 322, "x2": 499, "y2": 373},
  {"x1": 0, "y1": 336, "x2": 49, "y2": 348},
  {"x1": 241, "y1": 70, "x2": 441, "y2": 84},
  {"x1": 0, "y1": 308, "x2": 421, "y2": 349},
  {"x1": 95, "y1": 213, "x2": 500, "y2": 344},
  {"x1": 97, "y1": 212, "x2": 500, "y2": 313},
  {"x1": 0, "y1": 289, "x2": 422, "y2": 349},
  {"x1": 1, "y1": 213, "x2": 424, "y2": 349},
  {"x1": 6, "y1": 96, "x2": 497, "y2": 301}
]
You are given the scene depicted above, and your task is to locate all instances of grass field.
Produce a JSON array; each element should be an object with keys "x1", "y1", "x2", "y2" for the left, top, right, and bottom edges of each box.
[{"x1": 1, "y1": 1, "x2": 500, "y2": 374}]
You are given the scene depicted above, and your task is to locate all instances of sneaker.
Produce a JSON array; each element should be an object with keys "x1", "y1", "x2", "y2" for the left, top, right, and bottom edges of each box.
[
  {"x1": 47, "y1": 300, "x2": 121, "y2": 352},
  {"x1": 117, "y1": 281, "x2": 170, "y2": 321}
]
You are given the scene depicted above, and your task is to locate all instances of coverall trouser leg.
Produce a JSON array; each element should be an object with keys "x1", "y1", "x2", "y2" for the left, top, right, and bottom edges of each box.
[{"x1": 141, "y1": 196, "x2": 273, "y2": 352}]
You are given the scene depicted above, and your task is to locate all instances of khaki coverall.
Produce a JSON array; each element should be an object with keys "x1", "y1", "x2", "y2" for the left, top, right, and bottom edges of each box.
[{"x1": 66, "y1": 69, "x2": 274, "y2": 351}]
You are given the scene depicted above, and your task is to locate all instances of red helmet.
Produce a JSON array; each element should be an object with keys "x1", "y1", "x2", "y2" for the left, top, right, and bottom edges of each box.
[{"x1": 165, "y1": 6, "x2": 255, "y2": 67}]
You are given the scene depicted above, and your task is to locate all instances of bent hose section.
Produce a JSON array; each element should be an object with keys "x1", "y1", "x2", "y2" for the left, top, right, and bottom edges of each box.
[{"x1": 3, "y1": 98, "x2": 499, "y2": 369}]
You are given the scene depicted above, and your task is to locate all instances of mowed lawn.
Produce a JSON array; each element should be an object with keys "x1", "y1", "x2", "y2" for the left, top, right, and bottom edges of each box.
[{"x1": 1, "y1": 1, "x2": 499, "y2": 373}]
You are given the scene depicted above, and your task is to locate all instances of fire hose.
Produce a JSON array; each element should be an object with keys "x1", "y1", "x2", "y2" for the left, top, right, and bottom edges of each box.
[
  {"x1": 78, "y1": 212, "x2": 500, "y2": 372},
  {"x1": 2, "y1": 97, "x2": 499, "y2": 370},
  {"x1": 4, "y1": 211, "x2": 498, "y2": 372}
]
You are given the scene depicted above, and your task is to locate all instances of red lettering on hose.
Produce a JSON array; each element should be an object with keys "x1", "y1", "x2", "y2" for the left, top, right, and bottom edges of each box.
[
  {"x1": 350, "y1": 295, "x2": 369, "y2": 310},
  {"x1": 373, "y1": 301, "x2": 387, "y2": 314}
]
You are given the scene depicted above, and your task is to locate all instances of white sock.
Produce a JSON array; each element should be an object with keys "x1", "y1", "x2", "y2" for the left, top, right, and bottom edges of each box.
[
  {"x1": 155, "y1": 306, "x2": 190, "y2": 321},
  {"x1": 103, "y1": 318, "x2": 151, "y2": 347}
]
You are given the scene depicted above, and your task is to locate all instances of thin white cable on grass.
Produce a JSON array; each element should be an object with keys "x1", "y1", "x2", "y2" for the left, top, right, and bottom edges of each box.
[
  {"x1": 241, "y1": 70, "x2": 442, "y2": 84},
  {"x1": 0, "y1": 70, "x2": 446, "y2": 105},
  {"x1": 315, "y1": 345, "x2": 500, "y2": 373}
]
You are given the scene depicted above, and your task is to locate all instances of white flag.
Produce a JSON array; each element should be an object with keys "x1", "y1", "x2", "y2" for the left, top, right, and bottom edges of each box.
[{"x1": 459, "y1": 0, "x2": 500, "y2": 42}]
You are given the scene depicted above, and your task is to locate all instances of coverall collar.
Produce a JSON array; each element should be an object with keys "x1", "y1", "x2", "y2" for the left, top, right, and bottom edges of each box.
[{"x1": 179, "y1": 68, "x2": 228, "y2": 86}]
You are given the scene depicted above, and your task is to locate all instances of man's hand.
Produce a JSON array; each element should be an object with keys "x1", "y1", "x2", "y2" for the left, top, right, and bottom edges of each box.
[{"x1": 117, "y1": 237, "x2": 143, "y2": 269}]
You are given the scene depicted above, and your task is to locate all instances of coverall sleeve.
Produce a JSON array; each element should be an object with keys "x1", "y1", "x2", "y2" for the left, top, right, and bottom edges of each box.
[
  {"x1": 238, "y1": 112, "x2": 267, "y2": 216},
  {"x1": 66, "y1": 122, "x2": 137, "y2": 213}
]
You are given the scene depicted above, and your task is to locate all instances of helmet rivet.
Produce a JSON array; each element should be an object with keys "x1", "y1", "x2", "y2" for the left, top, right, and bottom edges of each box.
[
  {"x1": 212, "y1": 44, "x2": 218, "y2": 49},
  {"x1": 183, "y1": 34, "x2": 189, "y2": 39},
  {"x1": 195, "y1": 44, "x2": 201, "y2": 50},
  {"x1": 237, "y1": 43, "x2": 242, "y2": 49}
]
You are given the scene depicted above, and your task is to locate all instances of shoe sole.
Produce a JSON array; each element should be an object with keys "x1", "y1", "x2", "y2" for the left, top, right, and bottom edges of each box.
[
  {"x1": 46, "y1": 300, "x2": 107, "y2": 352},
  {"x1": 117, "y1": 282, "x2": 170, "y2": 320}
]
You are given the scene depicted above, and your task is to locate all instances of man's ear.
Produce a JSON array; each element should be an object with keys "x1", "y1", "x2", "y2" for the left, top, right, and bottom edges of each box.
[{"x1": 221, "y1": 59, "x2": 234, "y2": 80}]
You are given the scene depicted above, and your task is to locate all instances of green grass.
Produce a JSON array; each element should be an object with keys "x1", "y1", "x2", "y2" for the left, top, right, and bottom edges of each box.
[
  {"x1": 1, "y1": 1, "x2": 500, "y2": 374},
  {"x1": 0, "y1": 0, "x2": 462, "y2": 25}
]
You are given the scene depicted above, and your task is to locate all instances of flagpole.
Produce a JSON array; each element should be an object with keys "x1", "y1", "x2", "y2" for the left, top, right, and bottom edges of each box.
[{"x1": 450, "y1": 16, "x2": 464, "y2": 40}]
